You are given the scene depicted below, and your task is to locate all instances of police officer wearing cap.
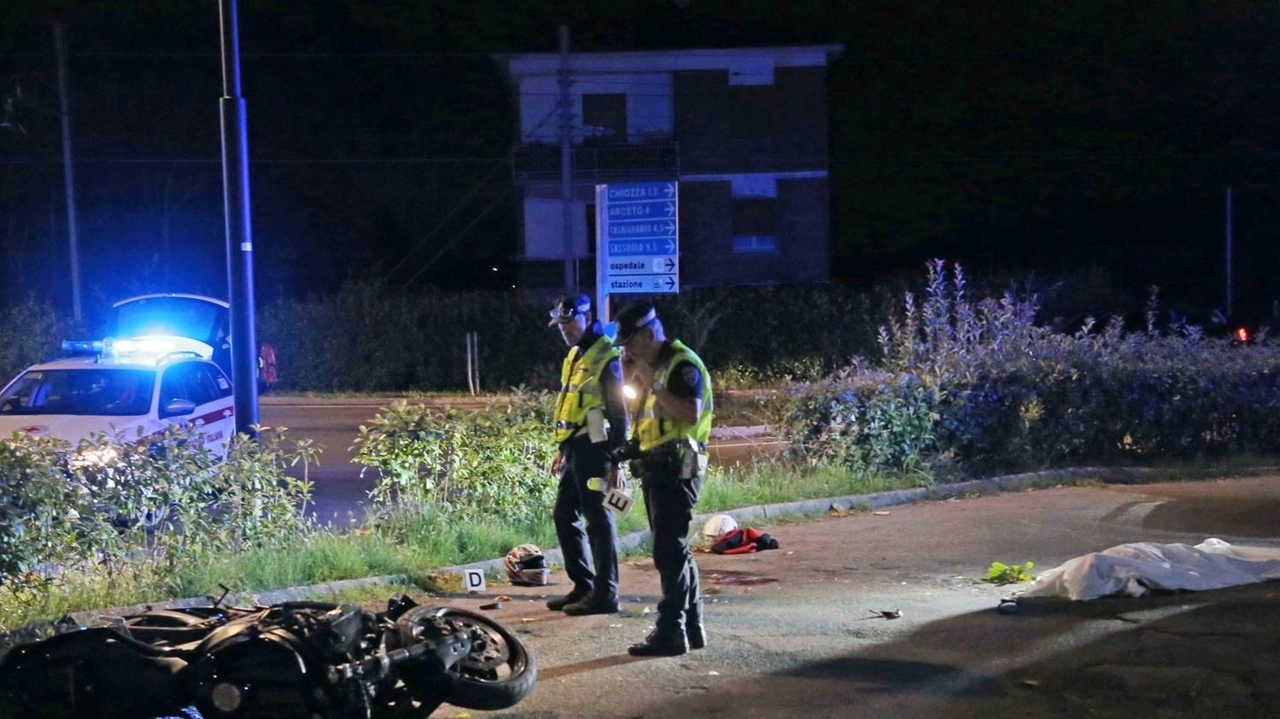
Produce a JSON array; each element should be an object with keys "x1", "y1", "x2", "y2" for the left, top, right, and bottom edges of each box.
[
  {"x1": 546, "y1": 294, "x2": 630, "y2": 616},
  {"x1": 613, "y1": 301, "x2": 713, "y2": 657}
]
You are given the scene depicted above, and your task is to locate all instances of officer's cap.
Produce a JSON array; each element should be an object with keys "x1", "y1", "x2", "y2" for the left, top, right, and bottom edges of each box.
[
  {"x1": 548, "y1": 294, "x2": 592, "y2": 327},
  {"x1": 612, "y1": 302, "x2": 657, "y2": 345}
]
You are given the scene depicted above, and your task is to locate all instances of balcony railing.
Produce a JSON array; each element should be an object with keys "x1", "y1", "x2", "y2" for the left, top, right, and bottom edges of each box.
[{"x1": 512, "y1": 140, "x2": 680, "y2": 182}]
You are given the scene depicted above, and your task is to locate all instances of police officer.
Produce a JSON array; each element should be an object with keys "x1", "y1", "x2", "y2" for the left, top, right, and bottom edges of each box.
[
  {"x1": 546, "y1": 294, "x2": 630, "y2": 616},
  {"x1": 613, "y1": 301, "x2": 713, "y2": 657}
]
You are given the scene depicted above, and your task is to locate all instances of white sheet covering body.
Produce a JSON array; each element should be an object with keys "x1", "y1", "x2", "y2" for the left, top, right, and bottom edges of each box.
[{"x1": 1021, "y1": 539, "x2": 1280, "y2": 601}]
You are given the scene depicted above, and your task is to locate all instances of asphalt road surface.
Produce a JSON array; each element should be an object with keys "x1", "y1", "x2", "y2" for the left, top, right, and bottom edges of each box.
[
  {"x1": 258, "y1": 396, "x2": 783, "y2": 525},
  {"x1": 421, "y1": 476, "x2": 1280, "y2": 719}
]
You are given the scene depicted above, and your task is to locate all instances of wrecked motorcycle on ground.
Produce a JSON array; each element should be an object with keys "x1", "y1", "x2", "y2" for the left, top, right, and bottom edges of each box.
[{"x1": 0, "y1": 593, "x2": 536, "y2": 719}]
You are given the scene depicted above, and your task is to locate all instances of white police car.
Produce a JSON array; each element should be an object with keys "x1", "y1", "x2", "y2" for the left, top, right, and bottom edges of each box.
[{"x1": 0, "y1": 335, "x2": 236, "y2": 462}]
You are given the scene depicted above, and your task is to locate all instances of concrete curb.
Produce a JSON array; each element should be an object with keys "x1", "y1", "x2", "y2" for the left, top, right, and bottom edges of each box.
[
  {"x1": 260, "y1": 391, "x2": 775, "y2": 411},
  {"x1": 259, "y1": 395, "x2": 501, "y2": 406},
  {"x1": 708, "y1": 425, "x2": 768, "y2": 440},
  {"x1": 56, "y1": 462, "x2": 1280, "y2": 628}
]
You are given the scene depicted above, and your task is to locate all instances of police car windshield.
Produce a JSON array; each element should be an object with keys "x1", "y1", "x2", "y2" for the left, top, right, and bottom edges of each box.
[{"x1": 0, "y1": 368, "x2": 155, "y2": 417}]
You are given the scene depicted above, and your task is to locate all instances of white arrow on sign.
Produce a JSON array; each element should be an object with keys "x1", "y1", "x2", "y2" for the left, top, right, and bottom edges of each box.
[
  {"x1": 664, "y1": 183, "x2": 675, "y2": 197},
  {"x1": 606, "y1": 273, "x2": 678, "y2": 293}
]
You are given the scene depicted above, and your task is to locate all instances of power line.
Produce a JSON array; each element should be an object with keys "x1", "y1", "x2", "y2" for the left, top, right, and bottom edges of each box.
[
  {"x1": 827, "y1": 152, "x2": 1280, "y2": 165},
  {"x1": 0, "y1": 157, "x2": 511, "y2": 165},
  {"x1": 383, "y1": 151, "x2": 513, "y2": 282},
  {"x1": 1, "y1": 149, "x2": 1272, "y2": 168},
  {"x1": 403, "y1": 184, "x2": 514, "y2": 286},
  {"x1": 5, "y1": 50, "x2": 1279, "y2": 62},
  {"x1": 382, "y1": 106, "x2": 559, "y2": 281}
]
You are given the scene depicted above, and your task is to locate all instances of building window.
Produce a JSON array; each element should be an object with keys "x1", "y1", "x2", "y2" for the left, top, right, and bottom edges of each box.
[
  {"x1": 582, "y1": 93, "x2": 627, "y2": 143},
  {"x1": 732, "y1": 236, "x2": 777, "y2": 253},
  {"x1": 732, "y1": 198, "x2": 777, "y2": 254},
  {"x1": 729, "y1": 86, "x2": 776, "y2": 138}
]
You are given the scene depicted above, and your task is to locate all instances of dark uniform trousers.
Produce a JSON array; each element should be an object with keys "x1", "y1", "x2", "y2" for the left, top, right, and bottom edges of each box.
[
  {"x1": 640, "y1": 462, "x2": 703, "y2": 634},
  {"x1": 553, "y1": 440, "x2": 619, "y2": 601}
]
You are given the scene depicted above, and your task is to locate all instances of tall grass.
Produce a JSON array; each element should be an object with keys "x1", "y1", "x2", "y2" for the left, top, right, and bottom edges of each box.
[
  {"x1": 0, "y1": 457, "x2": 927, "y2": 632},
  {"x1": 698, "y1": 462, "x2": 929, "y2": 509}
]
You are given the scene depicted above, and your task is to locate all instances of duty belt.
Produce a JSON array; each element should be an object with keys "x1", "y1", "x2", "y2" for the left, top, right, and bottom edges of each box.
[
  {"x1": 644, "y1": 438, "x2": 707, "y2": 457},
  {"x1": 555, "y1": 421, "x2": 591, "y2": 441}
]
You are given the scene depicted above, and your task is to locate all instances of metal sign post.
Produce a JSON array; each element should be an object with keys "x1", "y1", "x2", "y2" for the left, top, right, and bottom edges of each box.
[{"x1": 218, "y1": 0, "x2": 260, "y2": 436}]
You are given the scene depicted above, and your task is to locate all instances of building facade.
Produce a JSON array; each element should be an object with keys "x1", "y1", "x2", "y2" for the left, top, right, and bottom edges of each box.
[{"x1": 495, "y1": 45, "x2": 843, "y2": 291}]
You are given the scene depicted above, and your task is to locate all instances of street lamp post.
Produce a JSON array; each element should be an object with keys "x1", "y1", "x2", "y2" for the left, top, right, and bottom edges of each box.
[
  {"x1": 53, "y1": 21, "x2": 82, "y2": 323},
  {"x1": 217, "y1": 0, "x2": 260, "y2": 436}
]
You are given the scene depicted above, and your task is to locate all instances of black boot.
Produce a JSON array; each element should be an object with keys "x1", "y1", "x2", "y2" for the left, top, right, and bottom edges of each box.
[
  {"x1": 563, "y1": 595, "x2": 620, "y2": 616},
  {"x1": 546, "y1": 588, "x2": 589, "y2": 611},
  {"x1": 628, "y1": 627, "x2": 688, "y2": 657}
]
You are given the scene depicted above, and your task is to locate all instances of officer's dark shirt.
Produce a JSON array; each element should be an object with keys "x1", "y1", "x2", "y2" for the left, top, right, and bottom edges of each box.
[
  {"x1": 654, "y1": 341, "x2": 703, "y2": 402},
  {"x1": 564, "y1": 321, "x2": 630, "y2": 462}
]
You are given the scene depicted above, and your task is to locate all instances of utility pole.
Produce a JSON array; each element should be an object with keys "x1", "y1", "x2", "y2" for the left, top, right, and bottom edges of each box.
[
  {"x1": 558, "y1": 26, "x2": 577, "y2": 293},
  {"x1": 218, "y1": 0, "x2": 260, "y2": 436},
  {"x1": 53, "y1": 21, "x2": 82, "y2": 323},
  {"x1": 1225, "y1": 186, "x2": 1233, "y2": 318}
]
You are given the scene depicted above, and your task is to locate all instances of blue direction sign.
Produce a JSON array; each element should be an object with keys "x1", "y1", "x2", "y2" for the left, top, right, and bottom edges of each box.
[
  {"x1": 605, "y1": 219, "x2": 677, "y2": 241},
  {"x1": 604, "y1": 274, "x2": 678, "y2": 293},
  {"x1": 606, "y1": 198, "x2": 676, "y2": 221},
  {"x1": 606, "y1": 255, "x2": 678, "y2": 276},
  {"x1": 596, "y1": 181, "x2": 679, "y2": 301},
  {"x1": 607, "y1": 238, "x2": 676, "y2": 256}
]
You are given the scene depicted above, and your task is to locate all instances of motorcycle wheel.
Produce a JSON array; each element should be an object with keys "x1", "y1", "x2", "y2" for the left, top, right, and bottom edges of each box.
[{"x1": 394, "y1": 605, "x2": 537, "y2": 711}]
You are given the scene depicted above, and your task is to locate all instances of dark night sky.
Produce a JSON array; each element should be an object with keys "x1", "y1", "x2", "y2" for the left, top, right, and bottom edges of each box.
[{"x1": 1, "y1": 0, "x2": 1277, "y2": 323}]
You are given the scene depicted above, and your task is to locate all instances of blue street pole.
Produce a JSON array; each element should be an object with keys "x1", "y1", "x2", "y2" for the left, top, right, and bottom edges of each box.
[{"x1": 218, "y1": 0, "x2": 260, "y2": 436}]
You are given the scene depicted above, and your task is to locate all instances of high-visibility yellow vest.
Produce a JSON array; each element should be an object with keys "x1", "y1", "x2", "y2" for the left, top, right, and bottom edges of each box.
[
  {"x1": 634, "y1": 340, "x2": 713, "y2": 452},
  {"x1": 553, "y1": 334, "x2": 619, "y2": 443}
]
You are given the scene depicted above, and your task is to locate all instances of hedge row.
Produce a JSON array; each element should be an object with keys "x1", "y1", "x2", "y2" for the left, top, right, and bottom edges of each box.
[
  {"x1": 0, "y1": 300, "x2": 79, "y2": 391},
  {"x1": 254, "y1": 279, "x2": 887, "y2": 392},
  {"x1": 776, "y1": 261, "x2": 1280, "y2": 477},
  {"x1": 0, "y1": 266, "x2": 1199, "y2": 398}
]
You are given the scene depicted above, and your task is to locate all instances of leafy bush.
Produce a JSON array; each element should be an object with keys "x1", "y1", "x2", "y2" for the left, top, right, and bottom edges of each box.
[
  {"x1": 779, "y1": 259, "x2": 1280, "y2": 477},
  {"x1": 780, "y1": 371, "x2": 939, "y2": 478},
  {"x1": 352, "y1": 389, "x2": 558, "y2": 528},
  {"x1": 651, "y1": 284, "x2": 879, "y2": 386},
  {"x1": 0, "y1": 434, "x2": 81, "y2": 592},
  {"x1": 0, "y1": 426, "x2": 320, "y2": 625},
  {"x1": 0, "y1": 300, "x2": 77, "y2": 386}
]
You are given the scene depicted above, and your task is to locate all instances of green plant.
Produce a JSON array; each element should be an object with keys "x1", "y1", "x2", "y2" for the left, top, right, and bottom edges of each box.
[
  {"x1": 779, "y1": 259, "x2": 1280, "y2": 478},
  {"x1": 0, "y1": 433, "x2": 81, "y2": 589},
  {"x1": 986, "y1": 561, "x2": 1035, "y2": 585},
  {"x1": 0, "y1": 425, "x2": 323, "y2": 629},
  {"x1": 0, "y1": 299, "x2": 79, "y2": 385},
  {"x1": 352, "y1": 390, "x2": 557, "y2": 527}
]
